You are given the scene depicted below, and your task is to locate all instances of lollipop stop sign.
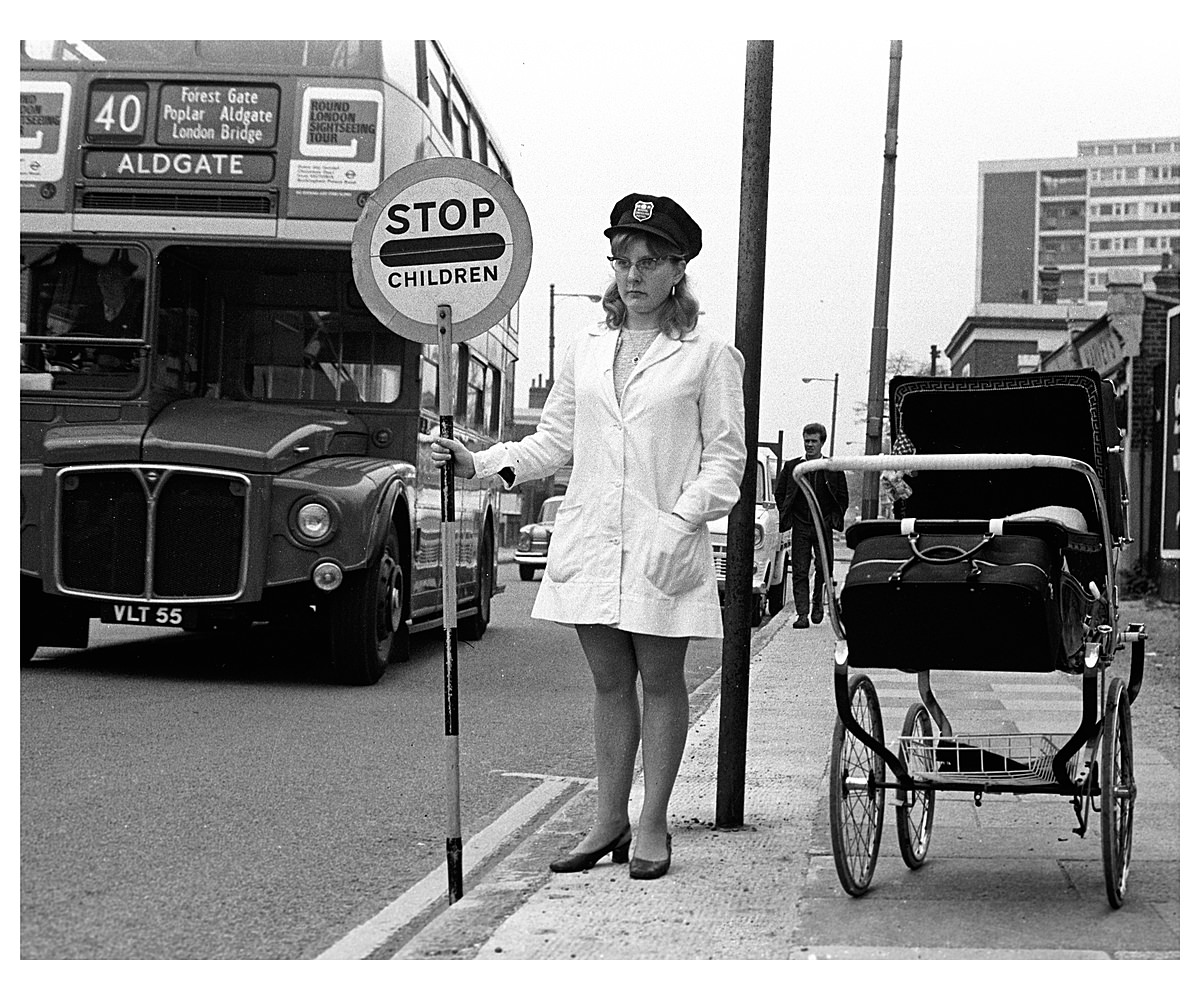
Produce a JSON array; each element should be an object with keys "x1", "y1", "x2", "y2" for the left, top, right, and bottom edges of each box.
[
  {"x1": 352, "y1": 156, "x2": 532, "y2": 343},
  {"x1": 352, "y1": 159, "x2": 532, "y2": 905}
]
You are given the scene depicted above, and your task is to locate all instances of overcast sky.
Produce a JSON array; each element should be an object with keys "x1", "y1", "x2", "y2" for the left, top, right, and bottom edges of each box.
[{"x1": 445, "y1": 29, "x2": 1181, "y2": 457}]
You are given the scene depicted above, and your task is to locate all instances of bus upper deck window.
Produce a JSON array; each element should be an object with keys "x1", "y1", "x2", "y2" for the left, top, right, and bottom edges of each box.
[{"x1": 197, "y1": 40, "x2": 366, "y2": 69}]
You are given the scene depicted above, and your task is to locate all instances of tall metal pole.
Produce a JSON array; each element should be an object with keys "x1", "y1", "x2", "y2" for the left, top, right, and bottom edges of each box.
[
  {"x1": 716, "y1": 39, "x2": 772, "y2": 829},
  {"x1": 548, "y1": 283, "x2": 556, "y2": 386},
  {"x1": 861, "y1": 40, "x2": 903, "y2": 519},
  {"x1": 829, "y1": 373, "x2": 839, "y2": 457}
]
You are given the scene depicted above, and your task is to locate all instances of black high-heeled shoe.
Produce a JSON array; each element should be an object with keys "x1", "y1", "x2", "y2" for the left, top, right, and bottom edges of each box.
[
  {"x1": 629, "y1": 833, "x2": 672, "y2": 880},
  {"x1": 548, "y1": 824, "x2": 632, "y2": 873}
]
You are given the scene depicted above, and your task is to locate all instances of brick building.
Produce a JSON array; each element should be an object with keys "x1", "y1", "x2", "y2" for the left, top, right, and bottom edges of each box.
[{"x1": 1042, "y1": 259, "x2": 1180, "y2": 598}]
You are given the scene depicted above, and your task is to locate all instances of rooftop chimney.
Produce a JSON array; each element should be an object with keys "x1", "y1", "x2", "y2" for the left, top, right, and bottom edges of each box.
[
  {"x1": 1152, "y1": 251, "x2": 1180, "y2": 300},
  {"x1": 1105, "y1": 267, "x2": 1145, "y2": 358},
  {"x1": 529, "y1": 375, "x2": 550, "y2": 410}
]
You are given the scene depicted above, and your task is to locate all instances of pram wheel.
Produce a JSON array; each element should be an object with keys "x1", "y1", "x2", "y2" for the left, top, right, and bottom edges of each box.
[
  {"x1": 829, "y1": 673, "x2": 886, "y2": 896},
  {"x1": 896, "y1": 702, "x2": 936, "y2": 869},
  {"x1": 1102, "y1": 677, "x2": 1135, "y2": 908}
]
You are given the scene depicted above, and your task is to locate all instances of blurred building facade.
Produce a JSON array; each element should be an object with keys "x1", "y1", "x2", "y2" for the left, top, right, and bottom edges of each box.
[
  {"x1": 975, "y1": 136, "x2": 1179, "y2": 308},
  {"x1": 1041, "y1": 262, "x2": 1180, "y2": 598},
  {"x1": 497, "y1": 375, "x2": 569, "y2": 547}
]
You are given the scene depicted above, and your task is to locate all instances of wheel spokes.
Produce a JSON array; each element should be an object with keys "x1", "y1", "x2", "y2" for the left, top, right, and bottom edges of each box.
[
  {"x1": 1114, "y1": 716, "x2": 1133, "y2": 886},
  {"x1": 838, "y1": 690, "x2": 882, "y2": 881}
]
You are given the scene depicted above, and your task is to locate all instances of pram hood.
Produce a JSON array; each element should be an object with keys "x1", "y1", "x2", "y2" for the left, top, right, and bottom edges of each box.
[{"x1": 888, "y1": 369, "x2": 1126, "y2": 538}]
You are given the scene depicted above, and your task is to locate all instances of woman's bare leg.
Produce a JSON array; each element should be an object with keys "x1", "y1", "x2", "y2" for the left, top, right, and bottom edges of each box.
[
  {"x1": 572, "y1": 624, "x2": 640, "y2": 852},
  {"x1": 630, "y1": 632, "x2": 690, "y2": 861}
]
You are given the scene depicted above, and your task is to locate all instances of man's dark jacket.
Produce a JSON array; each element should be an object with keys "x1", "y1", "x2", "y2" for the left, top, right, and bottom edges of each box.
[{"x1": 774, "y1": 456, "x2": 849, "y2": 533}]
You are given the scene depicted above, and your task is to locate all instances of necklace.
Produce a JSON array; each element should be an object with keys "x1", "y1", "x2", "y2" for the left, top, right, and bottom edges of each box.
[
  {"x1": 613, "y1": 327, "x2": 660, "y2": 395},
  {"x1": 615, "y1": 327, "x2": 659, "y2": 363}
]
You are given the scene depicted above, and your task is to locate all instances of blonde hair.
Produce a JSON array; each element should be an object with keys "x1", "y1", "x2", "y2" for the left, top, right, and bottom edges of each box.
[{"x1": 601, "y1": 232, "x2": 700, "y2": 337}]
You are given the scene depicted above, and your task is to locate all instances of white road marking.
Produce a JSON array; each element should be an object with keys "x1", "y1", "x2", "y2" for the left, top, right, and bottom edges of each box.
[
  {"x1": 999, "y1": 699, "x2": 1080, "y2": 711},
  {"x1": 315, "y1": 775, "x2": 587, "y2": 960}
]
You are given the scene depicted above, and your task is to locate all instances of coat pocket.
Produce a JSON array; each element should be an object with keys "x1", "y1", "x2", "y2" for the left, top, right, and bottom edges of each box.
[
  {"x1": 545, "y1": 503, "x2": 587, "y2": 584},
  {"x1": 645, "y1": 512, "x2": 707, "y2": 596}
]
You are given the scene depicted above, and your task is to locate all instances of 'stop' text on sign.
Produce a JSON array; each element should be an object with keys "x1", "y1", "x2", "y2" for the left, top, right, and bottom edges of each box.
[{"x1": 351, "y1": 158, "x2": 532, "y2": 344}]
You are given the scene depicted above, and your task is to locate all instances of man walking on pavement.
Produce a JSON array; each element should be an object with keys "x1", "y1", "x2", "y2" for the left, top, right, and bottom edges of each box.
[{"x1": 774, "y1": 422, "x2": 849, "y2": 629}]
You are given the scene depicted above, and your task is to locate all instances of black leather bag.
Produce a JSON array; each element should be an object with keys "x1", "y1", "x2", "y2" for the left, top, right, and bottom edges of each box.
[{"x1": 839, "y1": 527, "x2": 1066, "y2": 672}]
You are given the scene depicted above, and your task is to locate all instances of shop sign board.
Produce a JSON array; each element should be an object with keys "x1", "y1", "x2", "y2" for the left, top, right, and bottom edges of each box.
[{"x1": 1161, "y1": 307, "x2": 1180, "y2": 559}]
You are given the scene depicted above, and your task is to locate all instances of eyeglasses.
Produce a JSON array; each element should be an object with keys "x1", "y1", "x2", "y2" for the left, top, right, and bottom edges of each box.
[{"x1": 607, "y1": 255, "x2": 684, "y2": 274}]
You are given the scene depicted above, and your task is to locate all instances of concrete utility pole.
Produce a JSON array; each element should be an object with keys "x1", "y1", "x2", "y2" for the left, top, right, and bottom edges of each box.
[
  {"x1": 716, "y1": 40, "x2": 773, "y2": 829},
  {"x1": 930, "y1": 344, "x2": 940, "y2": 375},
  {"x1": 861, "y1": 40, "x2": 903, "y2": 519}
]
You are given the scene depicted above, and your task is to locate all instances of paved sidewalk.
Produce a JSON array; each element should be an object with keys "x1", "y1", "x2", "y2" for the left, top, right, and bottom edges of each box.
[{"x1": 395, "y1": 563, "x2": 1180, "y2": 960}]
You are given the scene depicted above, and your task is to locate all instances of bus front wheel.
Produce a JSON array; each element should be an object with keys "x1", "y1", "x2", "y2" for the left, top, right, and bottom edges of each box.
[
  {"x1": 325, "y1": 524, "x2": 406, "y2": 685},
  {"x1": 459, "y1": 527, "x2": 493, "y2": 641}
]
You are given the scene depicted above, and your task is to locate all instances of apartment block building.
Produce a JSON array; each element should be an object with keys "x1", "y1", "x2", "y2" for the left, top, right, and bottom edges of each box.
[{"x1": 976, "y1": 136, "x2": 1179, "y2": 308}]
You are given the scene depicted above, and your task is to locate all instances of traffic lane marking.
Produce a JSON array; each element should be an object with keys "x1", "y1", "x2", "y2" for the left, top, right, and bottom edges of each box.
[{"x1": 315, "y1": 774, "x2": 587, "y2": 960}]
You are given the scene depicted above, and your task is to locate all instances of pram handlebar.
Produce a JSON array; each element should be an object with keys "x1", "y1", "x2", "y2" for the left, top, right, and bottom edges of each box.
[{"x1": 793, "y1": 453, "x2": 1094, "y2": 477}]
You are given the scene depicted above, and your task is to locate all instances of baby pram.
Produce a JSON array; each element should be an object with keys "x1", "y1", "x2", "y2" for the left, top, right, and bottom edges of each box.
[{"x1": 794, "y1": 370, "x2": 1146, "y2": 908}]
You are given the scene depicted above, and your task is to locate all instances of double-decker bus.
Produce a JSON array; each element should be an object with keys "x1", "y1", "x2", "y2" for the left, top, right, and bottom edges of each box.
[{"x1": 20, "y1": 40, "x2": 518, "y2": 685}]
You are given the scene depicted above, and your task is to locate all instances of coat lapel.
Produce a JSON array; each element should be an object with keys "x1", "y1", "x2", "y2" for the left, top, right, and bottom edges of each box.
[
  {"x1": 631, "y1": 333, "x2": 682, "y2": 376},
  {"x1": 591, "y1": 327, "x2": 622, "y2": 416}
]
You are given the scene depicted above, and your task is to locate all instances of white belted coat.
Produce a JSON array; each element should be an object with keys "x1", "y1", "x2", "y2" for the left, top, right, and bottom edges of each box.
[{"x1": 474, "y1": 321, "x2": 747, "y2": 638}]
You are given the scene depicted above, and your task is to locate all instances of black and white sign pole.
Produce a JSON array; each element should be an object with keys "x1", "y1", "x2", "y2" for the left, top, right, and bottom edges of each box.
[
  {"x1": 437, "y1": 303, "x2": 463, "y2": 898},
  {"x1": 351, "y1": 159, "x2": 532, "y2": 905}
]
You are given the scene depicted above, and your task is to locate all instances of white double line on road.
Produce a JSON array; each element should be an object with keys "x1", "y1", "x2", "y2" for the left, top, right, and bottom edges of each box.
[{"x1": 316, "y1": 773, "x2": 589, "y2": 960}]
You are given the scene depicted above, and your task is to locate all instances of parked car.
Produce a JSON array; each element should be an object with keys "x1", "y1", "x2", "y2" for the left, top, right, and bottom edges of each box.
[
  {"x1": 514, "y1": 495, "x2": 564, "y2": 580},
  {"x1": 709, "y1": 446, "x2": 790, "y2": 625}
]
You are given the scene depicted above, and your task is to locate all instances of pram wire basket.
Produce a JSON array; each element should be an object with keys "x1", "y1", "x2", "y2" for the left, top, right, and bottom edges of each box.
[{"x1": 900, "y1": 732, "x2": 1087, "y2": 787}]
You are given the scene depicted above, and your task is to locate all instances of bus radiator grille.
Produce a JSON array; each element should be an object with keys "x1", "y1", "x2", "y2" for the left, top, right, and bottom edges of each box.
[
  {"x1": 60, "y1": 470, "x2": 148, "y2": 596},
  {"x1": 153, "y1": 473, "x2": 246, "y2": 598},
  {"x1": 58, "y1": 468, "x2": 247, "y2": 600}
]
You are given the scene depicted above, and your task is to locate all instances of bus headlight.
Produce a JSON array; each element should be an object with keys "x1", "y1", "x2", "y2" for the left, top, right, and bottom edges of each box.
[
  {"x1": 296, "y1": 501, "x2": 333, "y2": 541},
  {"x1": 753, "y1": 524, "x2": 765, "y2": 548}
]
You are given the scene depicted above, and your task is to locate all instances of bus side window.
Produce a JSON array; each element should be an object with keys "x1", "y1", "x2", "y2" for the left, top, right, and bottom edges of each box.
[{"x1": 420, "y1": 351, "x2": 439, "y2": 412}]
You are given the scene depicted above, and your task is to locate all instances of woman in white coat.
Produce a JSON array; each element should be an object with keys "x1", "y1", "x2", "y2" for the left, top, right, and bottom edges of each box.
[{"x1": 430, "y1": 193, "x2": 746, "y2": 879}]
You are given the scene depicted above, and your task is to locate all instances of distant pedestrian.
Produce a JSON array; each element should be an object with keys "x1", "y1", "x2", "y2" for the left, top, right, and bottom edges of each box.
[
  {"x1": 774, "y1": 422, "x2": 848, "y2": 628},
  {"x1": 429, "y1": 192, "x2": 746, "y2": 880}
]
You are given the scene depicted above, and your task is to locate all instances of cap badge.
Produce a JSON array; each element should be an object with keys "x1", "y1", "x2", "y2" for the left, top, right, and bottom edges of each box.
[{"x1": 632, "y1": 200, "x2": 654, "y2": 222}]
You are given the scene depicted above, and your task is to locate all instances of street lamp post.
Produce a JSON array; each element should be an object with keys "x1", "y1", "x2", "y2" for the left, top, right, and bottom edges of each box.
[
  {"x1": 549, "y1": 283, "x2": 602, "y2": 386},
  {"x1": 801, "y1": 373, "x2": 839, "y2": 456}
]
